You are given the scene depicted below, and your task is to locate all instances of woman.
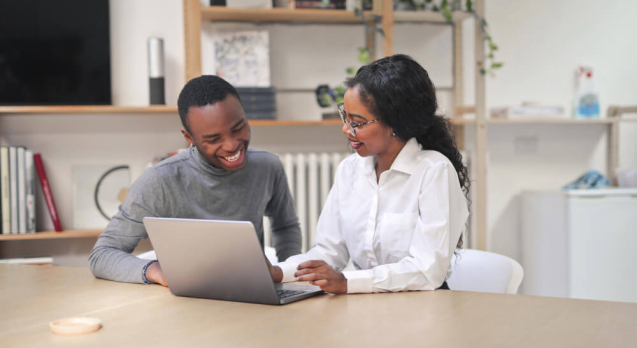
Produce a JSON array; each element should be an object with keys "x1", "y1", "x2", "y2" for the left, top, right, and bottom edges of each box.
[{"x1": 270, "y1": 54, "x2": 470, "y2": 294}]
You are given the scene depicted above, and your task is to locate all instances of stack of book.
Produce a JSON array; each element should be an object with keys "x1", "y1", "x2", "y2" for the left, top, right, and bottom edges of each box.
[
  {"x1": 236, "y1": 87, "x2": 277, "y2": 120},
  {"x1": 1, "y1": 146, "x2": 36, "y2": 234},
  {"x1": 294, "y1": 0, "x2": 346, "y2": 9},
  {"x1": 1, "y1": 148, "x2": 62, "y2": 234}
]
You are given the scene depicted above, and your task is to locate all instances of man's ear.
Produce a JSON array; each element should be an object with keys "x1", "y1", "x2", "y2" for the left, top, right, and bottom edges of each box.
[{"x1": 181, "y1": 129, "x2": 194, "y2": 147}]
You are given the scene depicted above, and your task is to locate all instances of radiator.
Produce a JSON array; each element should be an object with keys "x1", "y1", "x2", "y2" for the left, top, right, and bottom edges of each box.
[{"x1": 264, "y1": 152, "x2": 350, "y2": 252}]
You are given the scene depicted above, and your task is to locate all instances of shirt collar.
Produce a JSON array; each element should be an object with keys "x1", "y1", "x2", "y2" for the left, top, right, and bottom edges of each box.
[
  {"x1": 358, "y1": 137, "x2": 420, "y2": 175},
  {"x1": 389, "y1": 137, "x2": 420, "y2": 175}
]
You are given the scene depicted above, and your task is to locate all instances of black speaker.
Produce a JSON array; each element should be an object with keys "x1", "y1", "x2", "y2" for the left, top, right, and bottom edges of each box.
[{"x1": 148, "y1": 37, "x2": 165, "y2": 105}]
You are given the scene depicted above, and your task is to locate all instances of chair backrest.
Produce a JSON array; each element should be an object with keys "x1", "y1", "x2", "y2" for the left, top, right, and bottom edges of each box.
[{"x1": 446, "y1": 249, "x2": 524, "y2": 294}]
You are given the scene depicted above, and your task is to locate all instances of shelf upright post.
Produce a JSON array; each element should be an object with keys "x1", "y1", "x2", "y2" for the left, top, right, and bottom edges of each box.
[
  {"x1": 184, "y1": 0, "x2": 203, "y2": 82},
  {"x1": 474, "y1": 0, "x2": 488, "y2": 251},
  {"x1": 381, "y1": 0, "x2": 394, "y2": 58}
]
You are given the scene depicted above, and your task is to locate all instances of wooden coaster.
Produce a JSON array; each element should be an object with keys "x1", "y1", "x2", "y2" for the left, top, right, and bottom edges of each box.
[{"x1": 49, "y1": 317, "x2": 102, "y2": 335}]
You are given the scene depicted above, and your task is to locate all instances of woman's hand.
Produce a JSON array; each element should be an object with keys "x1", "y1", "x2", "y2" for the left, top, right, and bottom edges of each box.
[
  {"x1": 145, "y1": 262, "x2": 168, "y2": 287},
  {"x1": 294, "y1": 260, "x2": 347, "y2": 294},
  {"x1": 265, "y1": 258, "x2": 283, "y2": 283}
]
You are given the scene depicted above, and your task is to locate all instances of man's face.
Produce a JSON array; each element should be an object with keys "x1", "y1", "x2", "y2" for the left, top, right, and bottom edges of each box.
[{"x1": 182, "y1": 95, "x2": 251, "y2": 172}]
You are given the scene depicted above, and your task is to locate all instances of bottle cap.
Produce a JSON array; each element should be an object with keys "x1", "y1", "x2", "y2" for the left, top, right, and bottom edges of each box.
[{"x1": 49, "y1": 317, "x2": 102, "y2": 335}]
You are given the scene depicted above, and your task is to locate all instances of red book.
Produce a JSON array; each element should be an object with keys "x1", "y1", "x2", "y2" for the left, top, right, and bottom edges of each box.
[{"x1": 34, "y1": 154, "x2": 63, "y2": 232}]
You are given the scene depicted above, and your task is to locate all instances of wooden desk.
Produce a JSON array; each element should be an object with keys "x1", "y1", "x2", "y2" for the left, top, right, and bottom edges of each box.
[{"x1": 2, "y1": 264, "x2": 636, "y2": 348}]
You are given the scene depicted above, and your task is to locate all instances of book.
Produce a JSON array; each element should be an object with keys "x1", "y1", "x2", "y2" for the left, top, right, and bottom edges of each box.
[
  {"x1": 295, "y1": 0, "x2": 346, "y2": 9},
  {"x1": 0, "y1": 147, "x2": 10, "y2": 234},
  {"x1": 9, "y1": 147, "x2": 18, "y2": 233},
  {"x1": 17, "y1": 146, "x2": 27, "y2": 234},
  {"x1": 34, "y1": 154, "x2": 63, "y2": 232},
  {"x1": 25, "y1": 150, "x2": 36, "y2": 233}
]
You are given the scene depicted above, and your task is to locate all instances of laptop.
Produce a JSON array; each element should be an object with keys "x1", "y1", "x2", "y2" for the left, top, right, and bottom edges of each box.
[{"x1": 142, "y1": 217, "x2": 324, "y2": 305}]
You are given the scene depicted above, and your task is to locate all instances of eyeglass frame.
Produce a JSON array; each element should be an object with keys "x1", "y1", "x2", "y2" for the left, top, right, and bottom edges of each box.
[{"x1": 337, "y1": 103, "x2": 379, "y2": 137}]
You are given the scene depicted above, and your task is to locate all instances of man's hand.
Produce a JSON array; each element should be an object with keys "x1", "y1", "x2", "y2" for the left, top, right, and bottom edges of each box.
[
  {"x1": 266, "y1": 258, "x2": 283, "y2": 283},
  {"x1": 294, "y1": 260, "x2": 347, "y2": 294},
  {"x1": 145, "y1": 262, "x2": 168, "y2": 287}
]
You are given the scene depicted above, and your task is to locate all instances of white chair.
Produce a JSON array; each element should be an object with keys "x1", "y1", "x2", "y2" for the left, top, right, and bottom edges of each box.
[{"x1": 446, "y1": 249, "x2": 524, "y2": 294}]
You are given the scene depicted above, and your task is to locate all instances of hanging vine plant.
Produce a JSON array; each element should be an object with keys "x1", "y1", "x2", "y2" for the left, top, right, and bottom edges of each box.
[
  {"x1": 316, "y1": 0, "x2": 500, "y2": 108},
  {"x1": 396, "y1": 0, "x2": 502, "y2": 75}
]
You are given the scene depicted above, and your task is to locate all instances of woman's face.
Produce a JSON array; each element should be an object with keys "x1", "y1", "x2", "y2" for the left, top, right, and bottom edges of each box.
[{"x1": 342, "y1": 86, "x2": 393, "y2": 157}]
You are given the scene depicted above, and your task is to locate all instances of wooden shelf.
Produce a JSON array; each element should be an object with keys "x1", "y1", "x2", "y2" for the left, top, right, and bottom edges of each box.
[
  {"x1": 394, "y1": 10, "x2": 473, "y2": 23},
  {"x1": 249, "y1": 118, "x2": 472, "y2": 126},
  {"x1": 0, "y1": 105, "x2": 178, "y2": 114},
  {"x1": 486, "y1": 118, "x2": 616, "y2": 124},
  {"x1": 249, "y1": 119, "x2": 342, "y2": 126},
  {"x1": 0, "y1": 230, "x2": 101, "y2": 241},
  {"x1": 201, "y1": 7, "x2": 379, "y2": 23}
]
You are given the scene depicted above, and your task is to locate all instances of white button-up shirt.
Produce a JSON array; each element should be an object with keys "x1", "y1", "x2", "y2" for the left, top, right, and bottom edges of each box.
[{"x1": 277, "y1": 138, "x2": 470, "y2": 293}]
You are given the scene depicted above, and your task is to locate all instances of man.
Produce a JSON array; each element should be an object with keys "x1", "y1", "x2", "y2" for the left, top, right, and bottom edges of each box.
[{"x1": 89, "y1": 75, "x2": 302, "y2": 286}]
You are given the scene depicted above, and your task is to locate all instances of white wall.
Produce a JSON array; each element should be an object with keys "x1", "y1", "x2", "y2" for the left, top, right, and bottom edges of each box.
[{"x1": 482, "y1": 0, "x2": 637, "y2": 259}]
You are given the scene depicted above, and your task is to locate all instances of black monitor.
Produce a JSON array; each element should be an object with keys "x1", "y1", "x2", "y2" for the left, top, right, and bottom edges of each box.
[{"x1": 0, "y1": 0, "x2": 111, "y2": 105}]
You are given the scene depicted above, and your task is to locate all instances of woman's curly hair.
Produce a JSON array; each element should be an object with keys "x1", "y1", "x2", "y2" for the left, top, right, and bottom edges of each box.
[{"x1": 345, "y1": 54, "x2": 470, "y2": 249}]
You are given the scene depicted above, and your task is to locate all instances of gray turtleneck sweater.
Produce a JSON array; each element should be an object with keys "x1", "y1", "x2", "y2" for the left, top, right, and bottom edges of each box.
[{"x1": 89, "y1": 147, "x2": 302, "y2": 284}]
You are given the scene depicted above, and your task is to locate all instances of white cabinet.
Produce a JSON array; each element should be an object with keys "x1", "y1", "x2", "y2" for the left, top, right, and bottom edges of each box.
[{"x1": 521, "y1": 189, "x2": 637, "y2": 303}]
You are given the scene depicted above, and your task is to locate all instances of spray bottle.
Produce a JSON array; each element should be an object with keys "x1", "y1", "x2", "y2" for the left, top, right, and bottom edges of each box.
[{"x1": 573, "y1": 66, "x2": 600, "y2": 119}]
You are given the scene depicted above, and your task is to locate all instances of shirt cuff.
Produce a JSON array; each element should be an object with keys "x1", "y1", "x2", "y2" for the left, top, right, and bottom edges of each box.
[
  {"x1": 343, "y1": 269, "x2": 374, "y2": 293},
  {"x1": 276, "y1": 261, "x2": 299, "y2": 283}
]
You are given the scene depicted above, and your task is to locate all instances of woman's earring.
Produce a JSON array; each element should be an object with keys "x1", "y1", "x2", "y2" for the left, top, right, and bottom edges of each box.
[
  {"x1": 190, "y1": 143, "x2": 194, "y2": 148},
  {"x1": 392, "y1": 132, "x2": 397, "y2": 137}
]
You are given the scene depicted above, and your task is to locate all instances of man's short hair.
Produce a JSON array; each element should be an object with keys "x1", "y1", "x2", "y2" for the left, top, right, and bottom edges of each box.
[{"x1": 177, "y1": 75, "x2": 241, "y2": 132}]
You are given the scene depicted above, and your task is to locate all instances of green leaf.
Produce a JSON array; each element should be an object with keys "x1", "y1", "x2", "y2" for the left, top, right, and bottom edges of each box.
[
  {"x1": 432, "y1": 5, "x2": 439, "y2": 11},
  {"x1": 322, "y1": 93, "x2": 333, "y2": 106},
  {"x1": 465, "y1": 0, "x2": 473, "y2": 12},
  {"x1": 335, "y1": 96, "x2": 344, "y2": 104},
  {"x1": 357, "y1": 48, "x2": 371, "y2": 64},
  {"x1": 489, "y1": 42, "x2": 498, "y2": 51},
  {"x1": 491, "y1": 62, "x2": 503, "y2": 69},
  {"x1": 443, "y1": 8, "x2": 452, "y2": 22},
  {"x1": 335, "y1": 86, "x2": 345, "y2": 95},
  {"x1": 488, "y1": 53, "x2": 494, "y2": 59},
  {"x1": 482, "y1": 19, "x2": 488, "y2": 27},
  {"x1": 376, "y1": 27, "x2": 385, "y2": 36},
  {"x1": 425, "y1": 0, "x2": 432, "y2": 3},
  {"x1": 479, "y1": 68, "x2": 487, "y2": 75},
  {"x1": 354, "y1": 8, "x2": 361, "y2": 16},
  {"x1": 346, "y1": 67, "x2": 356, "y2": 75}
]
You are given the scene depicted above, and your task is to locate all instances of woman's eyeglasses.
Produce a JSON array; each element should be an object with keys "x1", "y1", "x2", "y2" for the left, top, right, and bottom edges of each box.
[{"x1": 337, "y1": 103, "x2": 378, "y2": 137}]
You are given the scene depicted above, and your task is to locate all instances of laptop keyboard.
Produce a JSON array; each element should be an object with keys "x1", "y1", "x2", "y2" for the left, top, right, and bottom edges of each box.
[{"x1": 277, "y1": 289, "x2": 306, "y2": 299}]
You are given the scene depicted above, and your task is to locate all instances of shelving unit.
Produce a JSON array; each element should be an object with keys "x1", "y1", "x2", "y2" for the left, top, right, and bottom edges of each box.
[
  {"x1": 183, "y1": 0, "x2": 487, "y2": 249},
  {"x1": 182, "y1": 0, "x2": 489, "y2": 248}
]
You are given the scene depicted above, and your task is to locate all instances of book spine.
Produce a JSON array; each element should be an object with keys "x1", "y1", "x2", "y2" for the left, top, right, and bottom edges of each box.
[
  {"x1": 34, "y1": 154, "x2": 63, "y2": 232},
  {"x1": 0, "y1": 147, "x2": 10, "y2": 234},
  {"x1": 9, "y1": 147, "x2": 18, "y2": 234},
  {"x1": 17, "y1": 147, "x2": 27, "y2": 234},
  {"x1": 25, "y1": 150, "x2": 36, "y2": 233}
]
